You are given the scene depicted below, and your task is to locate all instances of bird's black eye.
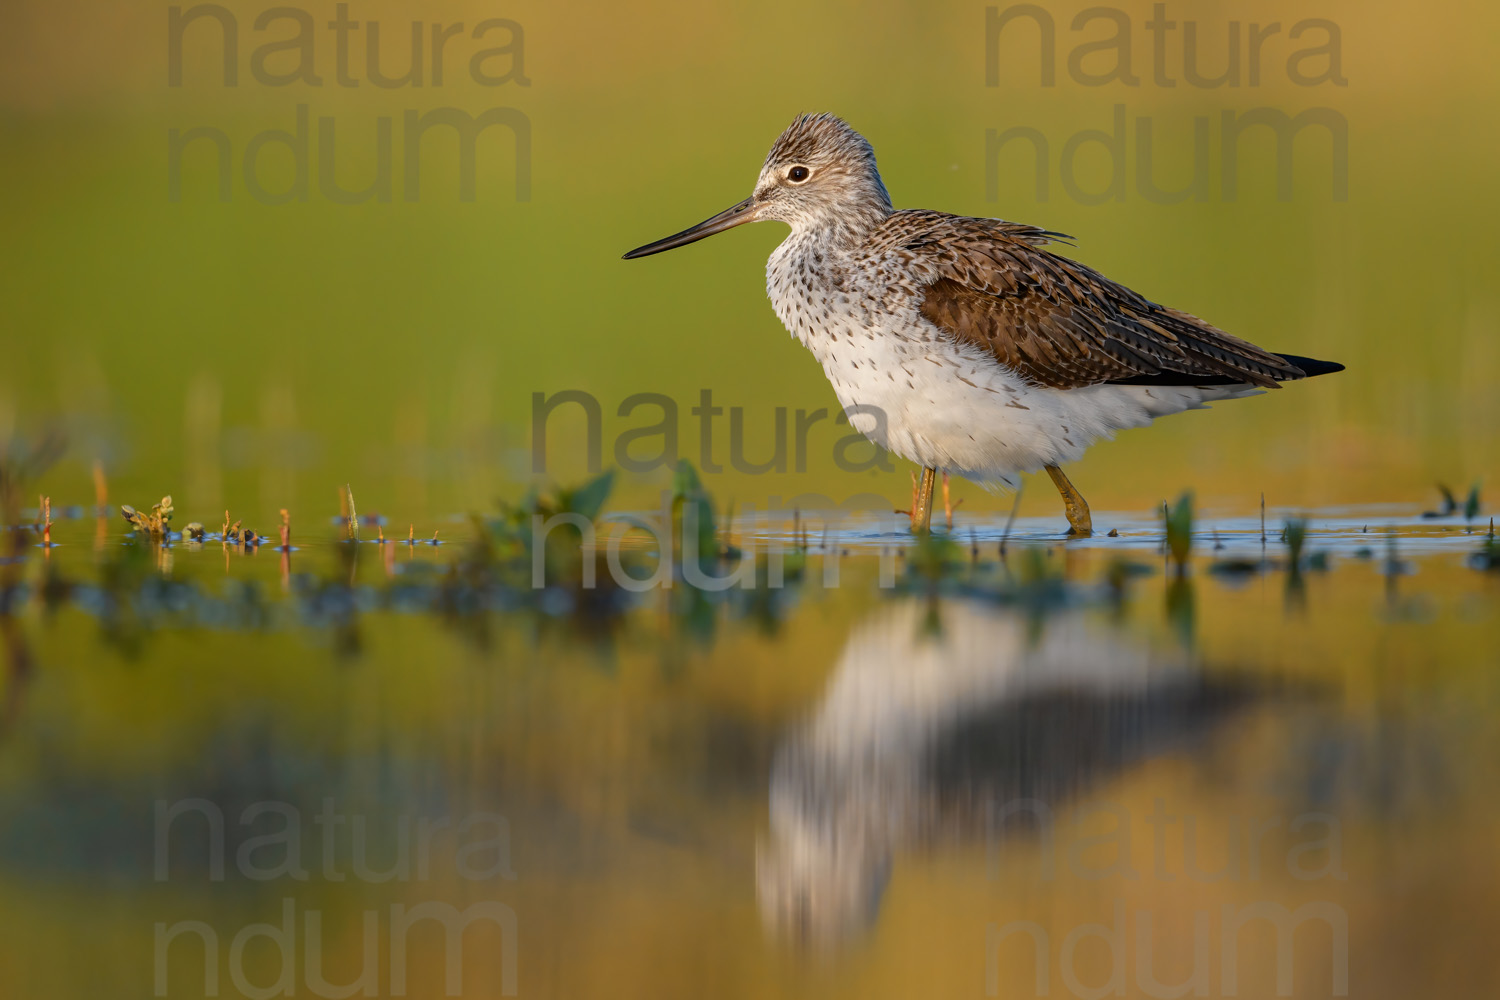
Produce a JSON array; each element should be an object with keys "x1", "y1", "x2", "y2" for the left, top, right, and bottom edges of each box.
[{"x1": 787, "y1": 166, "x2": 810, "y2": 182}]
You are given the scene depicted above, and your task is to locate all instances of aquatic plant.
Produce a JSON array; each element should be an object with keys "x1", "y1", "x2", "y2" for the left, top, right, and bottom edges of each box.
[
  {"x1": 341, "y1": 485, "x2": 359, "y2": 541},
  {"x1": 1280, "y1": 517, "x2": 1309, "y2": 611},
  {"x1": 1472, "y1": 519, "x2": 1499, "y2": 572},
  {"x1": 1164, "y1": 491, "x2": 1194, "y2": 576},
  {"x1": 903, "y1": 529, "x2": 965, "y2": 589},
  {"x1": 1284, "y1": 518, "x2": 1308, "y2": 569},
  {"x1": 120, "y1": 495, "x2": 173, "y2": 536},
  {"x1": 490, "y1": 469, "x2": 614, "y2": 536},
  {"x1": 1464, "y1": 484, "x2": 1482, "y2": 525},
  {"x1": 1423, "y1": 482, "x2": 1481, "y2": 522},
  {"x1": 670, "y1": 461, "x2": 718, "y2": 567},
  {"x1": 392, "y1": 468, "x2": 641, "y2": 646}
]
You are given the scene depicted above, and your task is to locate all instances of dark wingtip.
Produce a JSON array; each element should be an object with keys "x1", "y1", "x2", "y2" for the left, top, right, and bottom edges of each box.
[
  {"x1": 1106, "y1": 353, "x2": 1344, "y2": 388},
  {"x1": 1276, "y1": 354, "x2": 1345, "y2": 378}
]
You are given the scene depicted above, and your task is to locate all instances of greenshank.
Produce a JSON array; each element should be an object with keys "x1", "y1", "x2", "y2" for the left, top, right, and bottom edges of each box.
[{"x1": 624, "y1": 113, "x2": 1343, "y2": 534}]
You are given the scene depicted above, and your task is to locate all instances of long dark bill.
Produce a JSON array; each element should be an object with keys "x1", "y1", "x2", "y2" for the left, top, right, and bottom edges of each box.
[{"x1": 621, "y1": 197, "x2": 757, "y2": 259}]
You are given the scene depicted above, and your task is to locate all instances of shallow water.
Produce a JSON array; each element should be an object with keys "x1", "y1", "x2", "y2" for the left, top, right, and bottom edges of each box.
[
  {"x1": 5, "y1": 0, "x2": 1499, "y2": 993},
  {"x1": 1, "y1": 506, "x2": 1497, "y2": 998},
  {"x1": 735, "y1": 505, "x2": 1493, "y2": 556}
]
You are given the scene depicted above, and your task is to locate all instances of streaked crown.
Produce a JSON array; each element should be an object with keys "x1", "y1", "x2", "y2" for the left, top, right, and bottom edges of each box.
[{"x1": 752, "y1": 113, "x2": 893, "y2": 235}]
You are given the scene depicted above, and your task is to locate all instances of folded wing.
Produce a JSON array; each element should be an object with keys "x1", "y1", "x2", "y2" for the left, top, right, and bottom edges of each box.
[{"x1": 874, "y1": 210, "x2": 1305, "y2": 390}]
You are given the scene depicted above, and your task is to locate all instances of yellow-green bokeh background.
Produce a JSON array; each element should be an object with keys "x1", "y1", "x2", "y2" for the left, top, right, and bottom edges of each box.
[
  {"x1": 4, "y1": 5, "x2": 1500, "y2": 996},
  {"x1": 4, "y1": 0, "x2": 1498, "y2": 522}
]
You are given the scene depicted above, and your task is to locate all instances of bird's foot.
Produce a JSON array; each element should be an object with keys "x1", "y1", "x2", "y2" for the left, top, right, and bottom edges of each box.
[
  {"x1": 1063, "y1": 505, "x2": 1093, "y2": 537},
  {"x1": 1045, "y1": 465, "x2": 1093, "y2": 538}
]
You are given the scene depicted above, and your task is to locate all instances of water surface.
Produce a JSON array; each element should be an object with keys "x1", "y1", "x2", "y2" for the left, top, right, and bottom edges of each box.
[{"x1": 2, "y1": 507, "x2": 1496, "y2": 997}]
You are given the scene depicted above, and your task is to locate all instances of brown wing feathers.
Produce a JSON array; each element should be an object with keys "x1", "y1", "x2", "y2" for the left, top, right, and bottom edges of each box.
[{"x1": 898, "y1": 213, "x2": 1302, "y2": 390}]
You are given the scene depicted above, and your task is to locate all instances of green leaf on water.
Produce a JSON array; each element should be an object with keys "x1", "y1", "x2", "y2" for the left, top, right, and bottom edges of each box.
[
  {"x1": 1464, "y1": 484, "x2": 1481, "y2": 522},
  {"x1": 671, "y1": 460, "x2": 717, "y2": 561},
  {"x1": 672, "y1": 460, "x2": 705, "y2": 500},
  {"x1": 1165, "y1": 492, "x2": 1194, "y2": 567},
  {"x1": 565, "y1": 469, "x2": 615, "y2": 522},
  {"x1": 1284, "y1": 518, "x2": 1307, "y2": 568}
]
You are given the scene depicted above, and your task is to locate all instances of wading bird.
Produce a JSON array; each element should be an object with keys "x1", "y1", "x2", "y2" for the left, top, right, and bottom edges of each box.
[{"x1": 624, "y1": 113, "x2": 1342, "y2": 534}]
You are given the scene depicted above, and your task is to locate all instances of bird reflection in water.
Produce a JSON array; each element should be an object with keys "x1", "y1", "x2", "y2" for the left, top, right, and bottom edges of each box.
[{"x1": 757, "y1": 599, "x2": 1251, "y2": 950}]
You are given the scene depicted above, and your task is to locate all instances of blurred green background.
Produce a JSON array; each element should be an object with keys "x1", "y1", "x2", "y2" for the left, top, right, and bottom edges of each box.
[
  {"x1": 2, "y1": 0, "x2": 1497, "y2": 522},
  {"x1": 4, "y1": 5, "x2": 1500, "y2": 997}
]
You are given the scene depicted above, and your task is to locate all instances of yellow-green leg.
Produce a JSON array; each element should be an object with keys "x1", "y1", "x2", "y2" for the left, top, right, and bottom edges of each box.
[
  {"x1": 1045, "y1": 465, "x2": 1093, "y2": 536},
  {"x1": 907, "y1": 466, "x2": 937, "y2": 533}
]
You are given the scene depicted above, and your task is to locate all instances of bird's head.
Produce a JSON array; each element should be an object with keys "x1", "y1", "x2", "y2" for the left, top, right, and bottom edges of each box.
[{"x1": 623, "y1": 113, "x2": 893, "y2": 260}]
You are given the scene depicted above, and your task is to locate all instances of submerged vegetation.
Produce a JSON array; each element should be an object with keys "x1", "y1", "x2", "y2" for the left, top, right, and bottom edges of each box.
[
  {"x1": 1164, "y1": 491, "x2": 1194, "y2": 575},
  {"x1": 1473, "y1": 520, "x2": 1500, "y2": 572},
  {"x1": 0, "y1": 437, "x2": 1493, "y2": 672}
]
